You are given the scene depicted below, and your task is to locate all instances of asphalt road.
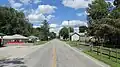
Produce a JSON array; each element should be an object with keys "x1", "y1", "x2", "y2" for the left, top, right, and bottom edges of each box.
[{"x1": 1, "y1": 39, "x2": 109, "y2": 67}]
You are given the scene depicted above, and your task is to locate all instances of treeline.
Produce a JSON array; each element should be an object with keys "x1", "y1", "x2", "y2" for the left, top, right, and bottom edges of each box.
[
  {"x1": 87, "y1": 0, "x2": 120, "y2": 47},
  {"x1": 0, "y1": 6, "x2": 33, "y2": 36},
  {"x1": 33, "y1": 20, "x2": 56, "y2": 41},
  {"x1": 0, "y1": 6, "x2": 56, "y2": 40},
  {"x1": 59, "y1": 26, "x2": 87, "y2": 40}
]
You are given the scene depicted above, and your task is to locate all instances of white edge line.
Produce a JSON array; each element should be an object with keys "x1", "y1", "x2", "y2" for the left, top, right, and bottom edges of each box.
[{"x1": 63, "y1": 42, "x2": 110, "y2": 67}]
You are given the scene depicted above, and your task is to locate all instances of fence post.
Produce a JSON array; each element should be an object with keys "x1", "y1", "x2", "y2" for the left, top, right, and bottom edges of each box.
[
  {"x1": 100, "y1": 44, "x2": 103, "y2": 59},
  {"x1": 109, "y1": 48, "x2": 111, "y2": 59},
  {"x1": 116, "y1": 48, "x2": 118, "y2": 63},
  {"x1": 97, "y1": 46, "x2": 99, "y2": 55}
]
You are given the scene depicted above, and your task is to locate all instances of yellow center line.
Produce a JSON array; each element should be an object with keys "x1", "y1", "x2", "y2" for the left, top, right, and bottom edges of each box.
[{"x1": 52, "y1": 48, "x2": 56, "y2": 67}]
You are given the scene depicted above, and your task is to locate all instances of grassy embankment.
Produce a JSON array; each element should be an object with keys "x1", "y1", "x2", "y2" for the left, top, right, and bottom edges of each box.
[{"x1": 66, "y1": 41, "x2": 120, "y2": 67}]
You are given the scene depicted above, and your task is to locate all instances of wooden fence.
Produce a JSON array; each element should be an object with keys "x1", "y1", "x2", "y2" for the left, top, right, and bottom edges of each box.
[{"x1": 90, "y1": 45, "x2": 120, "y2": 63}]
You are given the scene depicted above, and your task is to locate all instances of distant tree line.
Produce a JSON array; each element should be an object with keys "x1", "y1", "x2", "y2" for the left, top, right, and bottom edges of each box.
[
  {"x1": 33, "y1": 20, "x2": 56, "y2": 41},
  {"x1": 59, "y1": 26, "x2": 87, "y2": 40},
  {"x1": 0, "y1": 6, "x2": 56, "y2": 41}
]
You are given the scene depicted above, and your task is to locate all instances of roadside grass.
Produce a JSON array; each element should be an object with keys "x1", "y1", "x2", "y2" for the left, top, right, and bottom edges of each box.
[
  {"x1": 34, "y1": 41, "x2": 48, "y2": 45},
  {"x1": 65, "y1": 41, "x2": 120, "y2": 67},
  {"x1": 84, "y1": 50, "x2": 120, "y2": 67},
  {"x1": 66, "y1": 41, "x2": 80, "y2": 47}
]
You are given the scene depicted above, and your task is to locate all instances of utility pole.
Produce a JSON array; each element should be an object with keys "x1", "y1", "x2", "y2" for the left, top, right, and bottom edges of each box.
[{"x1": 68, "y1": 20, "x2": 70, "y2": 41}]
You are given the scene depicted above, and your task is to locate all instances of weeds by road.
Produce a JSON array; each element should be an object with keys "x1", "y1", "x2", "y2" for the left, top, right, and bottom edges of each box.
[
  {"x1": 65, "y1": 41, "x2": 120, "y2": 67},
  {"x1": 84, "y1": 50, "x2": 120, "y2": 67}
]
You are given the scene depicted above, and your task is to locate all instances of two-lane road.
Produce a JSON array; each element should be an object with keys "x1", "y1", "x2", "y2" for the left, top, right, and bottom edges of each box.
[
  {"x1": 2, "y1": 39, "x2": 109, "y2": 67},
  {"x1": 23, "y1": 39, "x2": 109, "y2": 67}
]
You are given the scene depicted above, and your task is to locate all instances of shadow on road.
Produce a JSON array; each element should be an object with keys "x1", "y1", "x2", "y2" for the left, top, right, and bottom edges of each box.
[{"x1": 0, "y1": 58, "x2": 27, "y2": 67}]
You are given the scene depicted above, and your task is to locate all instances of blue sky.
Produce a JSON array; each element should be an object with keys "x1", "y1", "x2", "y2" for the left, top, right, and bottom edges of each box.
[{"x1": 0, "y1": 0, "x2": 114, "y2": 34}]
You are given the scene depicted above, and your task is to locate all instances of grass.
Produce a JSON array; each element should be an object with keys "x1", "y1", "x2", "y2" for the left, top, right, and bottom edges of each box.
[
  {"x1": 34, "y1": 41, "x2": 48, "y2": 45},
  {"x1": 65, "y1": 41, "x2": 120, "y2": 67},
  {"x1": 84, "y1": 50, "x2": 120, "y2": 67},
  {"x1": 66, "y1": 41, "x2": 81, "y2": 47},
  {"x1": 92, "y1": 46, "x2": 120, "y2": 59}
]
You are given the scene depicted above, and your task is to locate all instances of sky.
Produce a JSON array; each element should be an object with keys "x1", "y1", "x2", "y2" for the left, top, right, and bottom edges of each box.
[{"x1": 0, "y1": 0, "x2": 114, "y2": 35}]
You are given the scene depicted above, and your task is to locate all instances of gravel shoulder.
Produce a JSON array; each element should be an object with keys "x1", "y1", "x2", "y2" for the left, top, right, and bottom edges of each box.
[{"x1": 0, "y1": 45, "x2": 44, "y2": 59}]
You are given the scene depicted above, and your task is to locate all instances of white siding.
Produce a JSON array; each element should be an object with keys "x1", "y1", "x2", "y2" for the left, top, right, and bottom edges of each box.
[{"x1": 71, "y1": 34, "x2": 79, "y2": 41}]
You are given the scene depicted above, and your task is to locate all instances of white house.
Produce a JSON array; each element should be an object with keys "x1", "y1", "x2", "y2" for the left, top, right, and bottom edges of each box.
[
  {"x1": 70, "y1": 32, "x2": 86, "y2": 41},
  {"x1": 70, "y1": 32, "x2": 80, "y2": 41}
]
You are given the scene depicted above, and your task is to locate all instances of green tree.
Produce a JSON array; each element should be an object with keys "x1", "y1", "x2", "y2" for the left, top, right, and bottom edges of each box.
[
  {"x1": 68, "y1": 27, "x2": 74, "y2": 33},
  {"x1": 87, "y1": 0, "x2": 120, "y2": 47},
  {"x1": 49, "y1": 32, "x2": 56, "y2": 39},
  {"x1": 87, "y1": 0, "x2": 109, "y2": 21},
  {"x1": 32, "y1": 28, "x2": 41, "y2": 37},
  {"x1": 59, "y1": 27, "x2": 69, "y2": 40},
  {"x1": 114, "y1": 0, "x2": 120, "y2": 8},
  {"x1": 40, "y1": 20, "x2": 49, "y2": 41},
  {"x1": 0, "y1": 6, "x2": 33, "y2": 36},
  {"x1": 79, "y1": 26, "x2": 87, "y2": 33},
  {"x1": 87, "y1": 0, "x2": 110, "y2": 36}
]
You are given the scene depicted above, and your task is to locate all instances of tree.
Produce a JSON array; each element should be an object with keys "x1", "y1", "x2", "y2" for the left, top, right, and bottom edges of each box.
[
  {"x1": 59, "y1": 27, "x2": 69, "y2": 40},
  {"x1": 87, "y1": 0, "x2": 109, "y2": 21},
  {"x1": 49, "y1": 32, "x2": 56, "y2": 39},
  {"x1": 40, "y1": 20, "x2": 49, "y2": 41},
  {"x1": 68, "y1": 27, "x2": 74, "y2": 33},
  {"x1": 0, "y1": 6, "x2": 33, "y2": 36},
  {"x1": 87, "y1": 0, "x2": 120, "y2": 47},
  {"x1": 87, "y1": 0, "x2": 110, "y2": 36},
  {"x1": 79, "y1": 26, "x2": 87, "y2": 33},
  {"x1": 32, "y1": 28, "x2": 41, "y2": 37},
  {"x1": 114, "y1": 0, "x2": 120, "y2": 8}
]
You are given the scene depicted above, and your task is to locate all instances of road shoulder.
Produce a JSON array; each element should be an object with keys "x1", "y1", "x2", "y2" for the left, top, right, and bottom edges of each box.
[{"x1": 62, "y1": 41, "x2": 110, "y2": 67}]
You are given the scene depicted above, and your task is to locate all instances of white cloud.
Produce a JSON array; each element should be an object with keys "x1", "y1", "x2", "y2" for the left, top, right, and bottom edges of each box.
[
  {"x1": 12, "y1": 3, "x2": 23, "y2": 8},
  {"x1": 77, "y1": 11, "x2": 88, "y2": 16},
  {"x1": 34, "y1": 0, "x2": 41, "y2": 4},
  {"x1": 20, "y1": 0, "x2": 31, "y2": 4},
  {"x1": 62, "y1": 0, "x2": 93, "y2": 9},
  {"x1": 35, "y1": 5, "x2": 57, "y2": 14},
  {"x1": 62, "y1": 20, "x2": 88, "y2": 27},
  {"x1": 74, "y1": 27, "x2": 79, "y2": 33},
  {"x1": 77, "y1": 13, "x2": 83, "y2": 16},
  {"x1": 8, "y1": 0, "x2": 23, "y2": 9},
  {"x1": 46, "y1": 15, "x2": 55, "y2": 21},
  {"x1": 33, "y1": 25, "x2": 40, "y2": 28},
  {"x1": 27, "y1": 13, "x2": 45, "y2": 23},
  {"x1": 50, "y1": 26, "x2": 62, "y2": 36},
  {"x1": 20, "y1": 0, "x2": 41, "y2": 4},
  {"x1": 9, "y1": 0, "x2": 41, "y2": 5},
  {"x1": 27, "y1": 5, "x2": 56, "y2": 24},
  {"x1": 19, "y1": 8, "x2": 25, "y2": 11},
  {"x1": 50, "y1": 24, "x2": 58, "y2": 28},
  {"x1": 8, "y1": 0, "x2": 15, "y2": 4}
]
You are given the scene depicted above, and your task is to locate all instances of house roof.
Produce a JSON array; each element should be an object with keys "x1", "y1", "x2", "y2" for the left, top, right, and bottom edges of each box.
[
  {"x1": 0, "y1": 34, "x2": 28, "y2": 39},
  {"x1": 70, "y1": 32, "x2": 85, "y2": 36},
  {"x1": 12, "y1": 34, "x2": 28, "y2": 39}
]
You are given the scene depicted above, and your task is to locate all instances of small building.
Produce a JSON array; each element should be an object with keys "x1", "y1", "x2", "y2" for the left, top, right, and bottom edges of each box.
[
  {"x1": 70, "y1": 32, "x2": 85, "y2": 41},
  {"x1": 70, "y1": 32, "x2": 80, "y2": 41},
  {"x1": 1, "y1": 34, "x2": 28, "y2": 46}
]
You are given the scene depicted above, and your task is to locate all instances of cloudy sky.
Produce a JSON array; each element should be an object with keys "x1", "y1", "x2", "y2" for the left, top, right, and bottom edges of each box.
[{"x1": 0, "y1": 0, "x2": 114, "y2": 34}]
